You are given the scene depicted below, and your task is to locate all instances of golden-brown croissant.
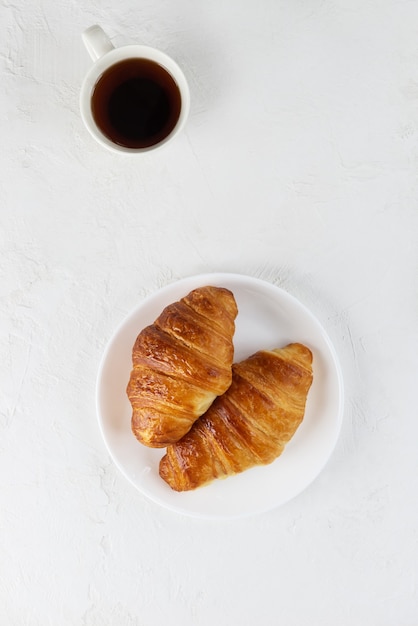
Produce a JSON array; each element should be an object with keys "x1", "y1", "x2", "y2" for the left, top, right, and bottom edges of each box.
[
  {"x1": 159, "y1": 343, "x2": 313, "y2": 490},
  {"x1": 127, "y1": 286, "x2": 238, "y2": 447}
]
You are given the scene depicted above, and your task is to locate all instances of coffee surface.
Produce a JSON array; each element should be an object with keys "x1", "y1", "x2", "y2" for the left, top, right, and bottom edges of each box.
[{"x1": 92, "y1": 58, "x2": 182, "y2": 149}]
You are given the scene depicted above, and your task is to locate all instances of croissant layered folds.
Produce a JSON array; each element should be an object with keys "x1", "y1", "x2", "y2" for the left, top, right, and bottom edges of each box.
[
  {"x1": 127, "y1": 286, "x2": 238, "y2": 447},
  {"x1": 159, "y1": 343, "x2": 313, "y2": 491}
]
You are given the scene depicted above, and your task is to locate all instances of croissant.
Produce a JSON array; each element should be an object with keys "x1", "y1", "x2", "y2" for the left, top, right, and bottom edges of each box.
[
  {"x1": 127, "y1": 286, "x2": 238, "y2": 447},
  {"x1": 159, "y1": 343, "x2": 313, "y2": 491}
]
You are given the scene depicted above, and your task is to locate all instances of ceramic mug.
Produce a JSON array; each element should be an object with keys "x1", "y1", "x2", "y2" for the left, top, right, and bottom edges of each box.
[{"x1": 80, "y1": 25, "x2": 190, "y2": 154}]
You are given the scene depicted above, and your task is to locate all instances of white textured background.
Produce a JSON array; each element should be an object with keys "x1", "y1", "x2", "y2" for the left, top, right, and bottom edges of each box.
[{"x1": 1, "y1": 0, "x2": 418, "y2": 624}]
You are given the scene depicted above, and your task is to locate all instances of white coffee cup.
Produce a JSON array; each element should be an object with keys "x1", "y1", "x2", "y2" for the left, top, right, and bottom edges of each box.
[{"x1": 80, "y1": 25, "x2": 190, "y2": 154}]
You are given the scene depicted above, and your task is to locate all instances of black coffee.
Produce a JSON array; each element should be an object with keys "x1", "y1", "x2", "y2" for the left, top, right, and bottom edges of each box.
[{"x1": 91, "y1": 58, "x2": 182, "y2": 149}]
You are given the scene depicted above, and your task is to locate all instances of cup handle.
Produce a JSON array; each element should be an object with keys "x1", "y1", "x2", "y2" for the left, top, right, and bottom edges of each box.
[{"x1": 82, "y1": 25, "x2": 114, "y2": 62}]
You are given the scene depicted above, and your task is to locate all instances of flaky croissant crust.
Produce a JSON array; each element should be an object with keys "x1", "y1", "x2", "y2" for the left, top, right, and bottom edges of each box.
[
  {"x1": 127, "y1": 286, "x2": 238, "y2": 448},
  {"x1": 159, "y1": 343, "x2": 313, "y2": 491}
]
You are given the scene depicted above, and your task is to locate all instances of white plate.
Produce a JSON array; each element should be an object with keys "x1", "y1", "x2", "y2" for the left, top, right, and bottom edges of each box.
[{"x1": 96, "y1": 273, "x2": 344, "y2": 519}]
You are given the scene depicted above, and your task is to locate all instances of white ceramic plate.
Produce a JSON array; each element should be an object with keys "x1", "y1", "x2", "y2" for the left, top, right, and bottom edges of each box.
[{"x1": 96, "y1": 273, "x2": 344, "y2": 519}]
